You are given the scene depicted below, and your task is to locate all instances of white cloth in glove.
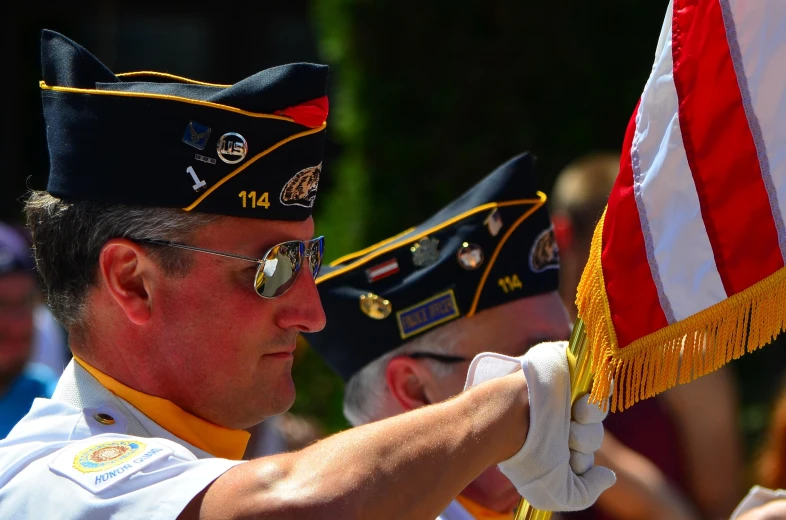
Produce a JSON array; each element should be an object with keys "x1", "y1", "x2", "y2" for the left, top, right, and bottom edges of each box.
[{"x1": 463, "y1": 341, "x2": 616, "y2": 512}]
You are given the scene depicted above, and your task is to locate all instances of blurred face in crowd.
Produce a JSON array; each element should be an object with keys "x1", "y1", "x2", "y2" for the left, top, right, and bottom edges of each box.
[
  {"x1": 0, "y1": 273, "x2": 37, "y2": 385},
  {"x1": 387, "y1": 291, "x2": 571, "y2": 510},
  {"x1": 93, "y1": 216, "x2": 326, "y2": 429}
]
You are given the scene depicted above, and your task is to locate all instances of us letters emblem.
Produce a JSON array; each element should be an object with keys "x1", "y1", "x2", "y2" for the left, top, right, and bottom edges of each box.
[{"x1": 217, "y1": 132, "x2": 248, "y2": 164}]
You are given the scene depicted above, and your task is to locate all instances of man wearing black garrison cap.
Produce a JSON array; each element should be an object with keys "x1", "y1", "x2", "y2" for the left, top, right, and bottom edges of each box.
[
  {"x1": 307, "y1": 153, "x2": 613, "y2": 519},
  {"x1": 0, "y1": 31, "x2": 613, "y2": 519}
]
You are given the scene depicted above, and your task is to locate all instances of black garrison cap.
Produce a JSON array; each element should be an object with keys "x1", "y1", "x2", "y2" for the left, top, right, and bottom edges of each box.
[
  {"x1": 39, "y1": 29, "x2": 329, "y2": 220},
  {"x1": 304, "y1": 153, "x2": 560, "y2": 381}
]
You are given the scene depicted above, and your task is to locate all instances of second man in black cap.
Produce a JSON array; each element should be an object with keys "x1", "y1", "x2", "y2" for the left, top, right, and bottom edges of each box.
[{"x1": 307, "y1": 153, "x2": 612, "y2": 519}]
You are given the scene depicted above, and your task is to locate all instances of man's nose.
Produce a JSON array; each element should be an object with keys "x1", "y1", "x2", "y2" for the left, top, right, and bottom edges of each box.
[{"x1": 275, "y1": 267, "x2": 326, "y2": 333}]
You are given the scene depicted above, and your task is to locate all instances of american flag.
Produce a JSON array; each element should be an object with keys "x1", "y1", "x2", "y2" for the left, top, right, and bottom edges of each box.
[{"x1": 578, "y1": 0, "x2": 786, "y2": 411}]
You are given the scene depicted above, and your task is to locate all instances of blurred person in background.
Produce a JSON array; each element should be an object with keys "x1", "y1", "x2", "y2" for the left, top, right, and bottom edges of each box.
[
  {"x1": 551, "y1": 152, "x2": 745, "y2": 520},
  {"x1": 0, "y1": 221, "x2": 59, "y2": 438},
  {"x1": 6, "y1": 226, "x2": 71, "y2": 378},
  {"x1": 753, "y1": 375, "x2": 786, "y2": 492},
  {"x1": 29, "y1": 294, "x2": 70, "y2": 377}
]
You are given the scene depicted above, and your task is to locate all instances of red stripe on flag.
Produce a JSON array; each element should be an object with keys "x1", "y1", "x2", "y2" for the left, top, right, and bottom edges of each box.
[
  {"x1": 672, "y1": 0, "x2": 784, "y2": 296},
  {"x1": 602, "y1": 102, "x2": 670, "y2": 348}
]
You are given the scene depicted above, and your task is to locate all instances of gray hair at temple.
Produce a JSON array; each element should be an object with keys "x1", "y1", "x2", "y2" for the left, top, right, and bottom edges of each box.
[
  {"x1": 24, "y1": 191, "x2": 218, "y2": 332},
  {"x1": 342, "y1": 325, "x2": 463, "y2": 426}
]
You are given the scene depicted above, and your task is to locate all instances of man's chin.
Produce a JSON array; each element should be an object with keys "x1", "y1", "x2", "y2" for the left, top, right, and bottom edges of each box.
[
  {"x1": 259, "y1": 376, "x2": 297, "y2": 418},
  {"x1": 274, "y1": 377, "x2": 297, "y2": 413}
]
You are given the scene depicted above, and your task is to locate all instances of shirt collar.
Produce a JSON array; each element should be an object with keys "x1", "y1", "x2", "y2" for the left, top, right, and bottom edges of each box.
[{"x1": 73, "y1": 356, "x2": 250, "y2": 460}]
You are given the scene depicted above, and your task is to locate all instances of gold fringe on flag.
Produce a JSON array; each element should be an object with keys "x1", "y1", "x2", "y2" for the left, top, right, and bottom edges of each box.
[{"x1": 577, "y1": 208, "x2": 786, "y2": 412}]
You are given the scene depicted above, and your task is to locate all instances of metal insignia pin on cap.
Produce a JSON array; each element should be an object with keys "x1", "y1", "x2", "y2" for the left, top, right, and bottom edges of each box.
[
  {"x1": 456, "y1": 242, "x2": 484, "y2": 270},
  {"x1": 195, "y1": 154, "x2": 217, "y2": 165},
  {"x1": 182, "y1": 121, "x2": 211, "y2": 151},
  {"x1": 366, "y1": 258, "x2": 400, "y2": 283},
  {"x1": 485, "y1": 208, "x2": 503, "y2": 237},
  {"x1": 359, "y1": 293, "x2": 392, "y2": 319},
  {"x1": 186, "y1": 166, "x2": 207, "y2": 192},
  {"x1": 410, "y1": 237, "x2": 439, "y2": 267},
  {"x1": 217, "y1": 132, "x2": 248, "y2": 164}
]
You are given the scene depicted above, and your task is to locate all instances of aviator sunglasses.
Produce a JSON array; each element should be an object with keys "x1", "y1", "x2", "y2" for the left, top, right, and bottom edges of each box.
[{"x1": 138, "y1": 236, "x2": 324, "y2": 298}]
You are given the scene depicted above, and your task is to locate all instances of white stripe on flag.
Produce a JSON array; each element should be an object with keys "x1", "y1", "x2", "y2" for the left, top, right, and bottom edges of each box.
[
  {"x1": 724, "y1": 0, "x2": 786, "y2": 262},
  {"x1": 632, "y1": 17, "x2": 727, "y2": 323}
]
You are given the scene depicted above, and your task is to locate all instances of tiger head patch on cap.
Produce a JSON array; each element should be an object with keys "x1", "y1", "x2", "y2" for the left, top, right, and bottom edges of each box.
[{"x1": 280, "y1": 163, "x2": 321, "y2": 208}]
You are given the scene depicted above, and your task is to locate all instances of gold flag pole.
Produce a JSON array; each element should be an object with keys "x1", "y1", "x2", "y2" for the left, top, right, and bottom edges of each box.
[{"x1": 514, "y1": 318, "x2": 596, "y2": 520}]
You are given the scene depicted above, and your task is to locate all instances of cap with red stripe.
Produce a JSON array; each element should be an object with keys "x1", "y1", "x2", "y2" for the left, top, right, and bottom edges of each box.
[{"x1": 39, "y1": 29, "x2": 329, "y2": 221}]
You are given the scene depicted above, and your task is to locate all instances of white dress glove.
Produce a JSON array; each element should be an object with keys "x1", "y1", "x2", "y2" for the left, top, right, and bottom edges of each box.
[{"x1": 463, "y1": 341, "x2": 616, "y2": 512}]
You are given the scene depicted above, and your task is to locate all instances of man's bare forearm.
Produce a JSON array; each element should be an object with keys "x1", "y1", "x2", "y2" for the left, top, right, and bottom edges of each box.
[{"x1": 183, "y1": 371, "x2": 529, "y2": 520}]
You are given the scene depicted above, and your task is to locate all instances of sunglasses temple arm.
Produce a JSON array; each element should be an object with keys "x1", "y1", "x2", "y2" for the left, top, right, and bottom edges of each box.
[{"x1": 152, "y1": 242, "x2": 262, "y2": 265}]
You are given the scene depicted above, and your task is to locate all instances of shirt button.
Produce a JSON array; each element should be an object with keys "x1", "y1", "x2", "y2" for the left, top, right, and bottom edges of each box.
[{"x1": 93, "y1": 412, "x2": 116, "y2": 425}]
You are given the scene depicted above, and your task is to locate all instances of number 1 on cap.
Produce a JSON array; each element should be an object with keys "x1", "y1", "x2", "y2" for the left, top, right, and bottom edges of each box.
[{"x1": 238, "y1": 191, "x2": 271, "y2": 209}]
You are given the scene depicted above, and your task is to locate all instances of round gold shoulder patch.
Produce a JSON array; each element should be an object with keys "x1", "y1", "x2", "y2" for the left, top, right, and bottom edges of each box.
[{"x1": 73, "y1": 440, "x2": 147, "y2": 474}]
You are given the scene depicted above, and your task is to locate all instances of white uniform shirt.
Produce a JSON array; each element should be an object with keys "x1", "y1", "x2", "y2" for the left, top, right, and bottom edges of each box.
[{"x1": 0, "y1": 360, "x2": 244, "y2": 519}]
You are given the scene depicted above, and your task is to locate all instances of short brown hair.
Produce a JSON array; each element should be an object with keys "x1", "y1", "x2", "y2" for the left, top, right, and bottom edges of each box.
[{"x1": 24, "y1": 191, "x2": 218, "y2": 329}]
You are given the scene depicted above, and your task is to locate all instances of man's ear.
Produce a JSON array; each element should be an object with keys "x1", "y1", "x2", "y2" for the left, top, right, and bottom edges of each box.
[
  {"x1": 98, "y1": 238, "x2": 156, "y2": 325},
  {"x1": 385, "y1": 357, "x2": 432, "y2": 412}
]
